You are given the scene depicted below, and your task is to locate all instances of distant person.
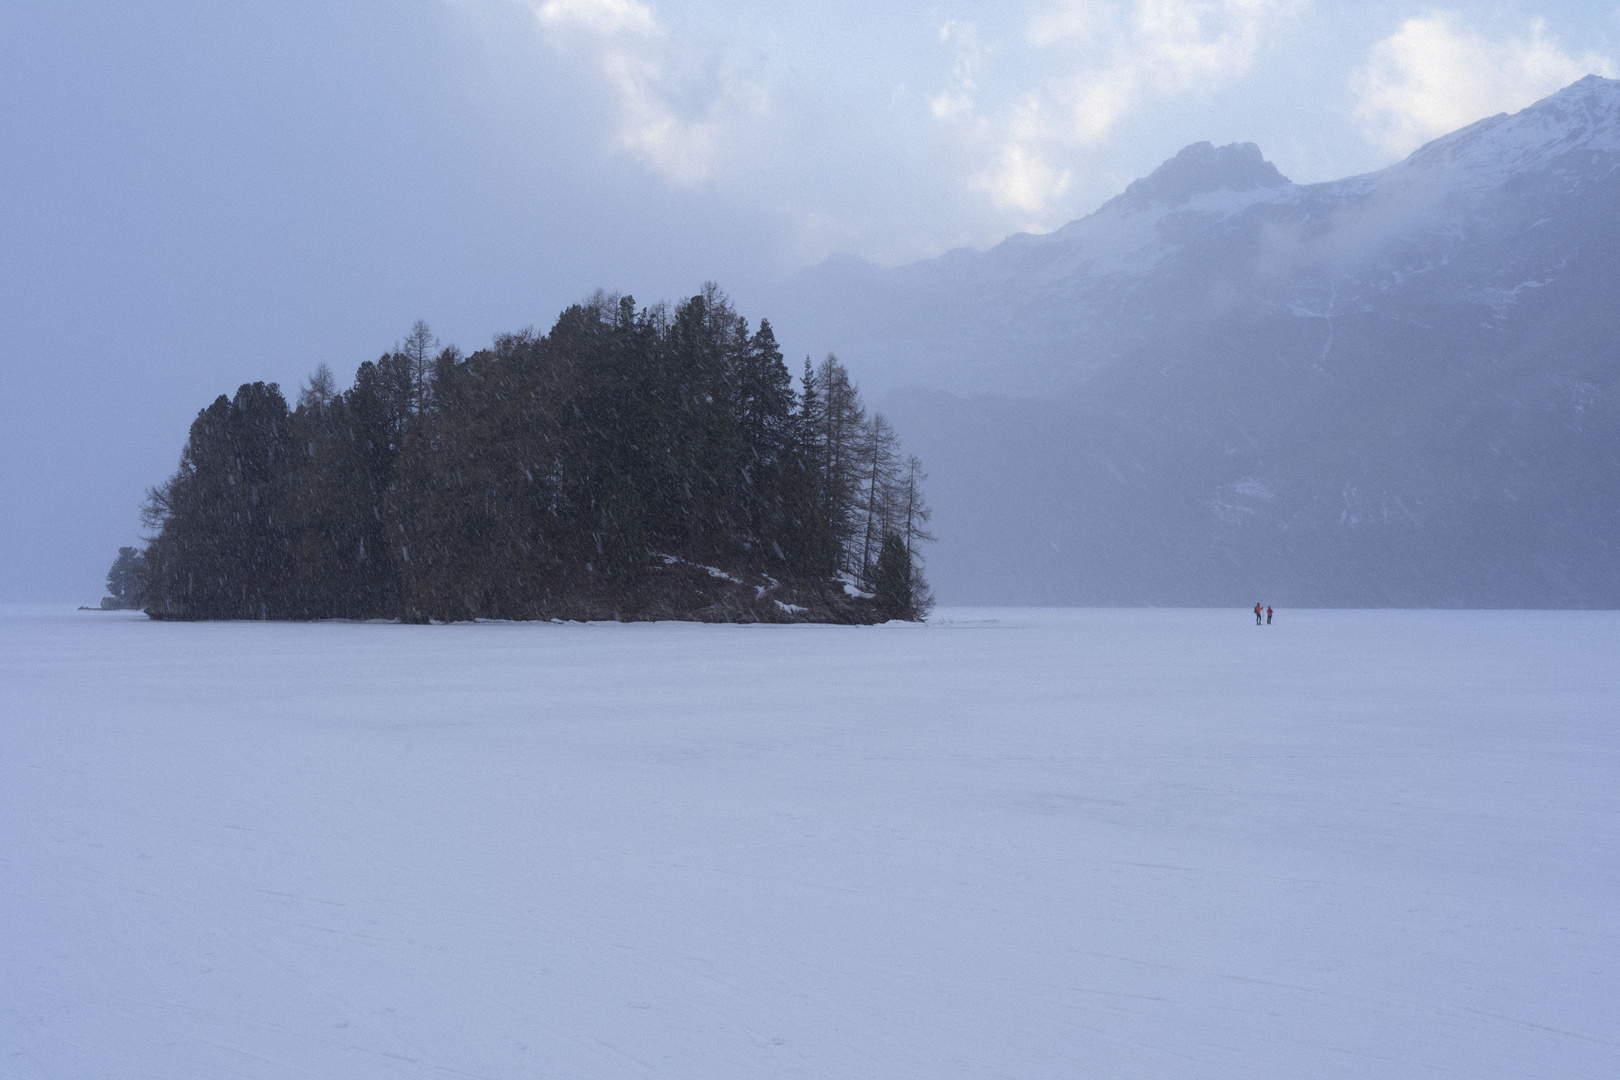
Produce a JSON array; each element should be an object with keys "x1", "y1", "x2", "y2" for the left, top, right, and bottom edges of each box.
[
  {"x1": 1254, "y1": 602, "x2": 1263, "y2": 625},
  {"x1": 1266, "y1": 605, "x2": 1273, "y2": 625}
]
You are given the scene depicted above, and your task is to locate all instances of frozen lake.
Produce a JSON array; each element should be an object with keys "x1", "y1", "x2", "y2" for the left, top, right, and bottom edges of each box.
[{"x1": 3, "y1": 606, "x2": 1617, "y2": 1078}]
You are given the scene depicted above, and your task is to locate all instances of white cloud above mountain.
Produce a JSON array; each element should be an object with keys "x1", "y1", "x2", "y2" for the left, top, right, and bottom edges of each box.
[
  {"x1": 491, "y1": 0, "x2": 1612, "y2": 260},
  {"x1": 1351, "y1": 12, "x2": 1614, "y2": 157},
  {"x1": 930, "y1": 0, "x2": 1306, "y2": 216},
  {"x1": 533, "y1": 0, "x2": 768, "y2": 187}
]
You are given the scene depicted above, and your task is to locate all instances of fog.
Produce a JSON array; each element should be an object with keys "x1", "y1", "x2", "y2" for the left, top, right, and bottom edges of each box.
[{"x1": 2, "y1": 1, "x2": 1613, "y2": 602}]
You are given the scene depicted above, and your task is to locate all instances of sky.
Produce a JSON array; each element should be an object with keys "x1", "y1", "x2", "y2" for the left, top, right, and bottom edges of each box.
[{"x1": 2, "y1": 1, "x2": 1616, "y2": 601}]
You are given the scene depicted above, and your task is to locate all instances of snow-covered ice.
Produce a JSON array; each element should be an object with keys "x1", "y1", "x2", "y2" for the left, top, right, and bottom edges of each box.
[{"x1": 2, "y1": 606, "x2": 1617, "y2": 1078}]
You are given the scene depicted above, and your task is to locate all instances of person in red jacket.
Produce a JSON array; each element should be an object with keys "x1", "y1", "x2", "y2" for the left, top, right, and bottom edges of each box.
[
  {"x1": 1266, "y1": 605, "x2": 1273, "y2": 624},
  {"x1": 1254, "y1": 602, "x2": 1263, "y2": 625}
]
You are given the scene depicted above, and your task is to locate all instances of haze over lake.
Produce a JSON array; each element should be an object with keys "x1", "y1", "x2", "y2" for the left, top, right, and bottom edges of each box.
[{"x1": 4, "y1": 2, "x2": 1616, "y2": 606}]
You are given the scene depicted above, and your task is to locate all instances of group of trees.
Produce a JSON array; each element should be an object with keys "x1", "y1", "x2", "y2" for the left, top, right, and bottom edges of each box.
[{"x1": 133, "y1": 287, "x2": 932, "y2": 622}]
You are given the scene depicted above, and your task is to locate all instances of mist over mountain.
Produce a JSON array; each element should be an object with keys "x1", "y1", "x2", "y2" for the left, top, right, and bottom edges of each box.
[{"x1": 772, "y1": 75, "x2": 1620, "y2": 607}]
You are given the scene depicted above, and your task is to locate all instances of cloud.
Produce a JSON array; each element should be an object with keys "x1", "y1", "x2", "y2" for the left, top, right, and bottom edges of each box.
[
  {"x1": 534, "y1": 0, "x2": 766, "y2": 187},
  {"x1": 1351, "y1": 13, "x2": 1615, "y2": 157},
  {"x1": 928, "y1": 21, "x2": 1072, "y2": 216},
  {"x1": 1046, "y1": 0, "x2": 1306, "y2": 142},
  {"x1": 929, "y1": 21, "x2": 983, "y2": 123},
  {"x1": 539, "y1": 0, "x2": 655, "y2": 36},
  {"x1": 933, "y1": 0, "x2": 1303, "y2": 217}
]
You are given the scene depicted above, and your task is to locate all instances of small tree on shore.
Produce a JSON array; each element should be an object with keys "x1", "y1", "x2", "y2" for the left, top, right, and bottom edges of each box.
[
  {"x1": 105, "y1": 546, "x2": 147, "y2": 609},
  {"x1": 871, "y1": 532, "x2": 914, "y2": 620}
]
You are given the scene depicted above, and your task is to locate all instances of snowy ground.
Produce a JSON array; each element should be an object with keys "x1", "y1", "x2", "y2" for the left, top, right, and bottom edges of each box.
[{"x1": 2, "y1": 606, "x2": 1617, "y2": 1079}]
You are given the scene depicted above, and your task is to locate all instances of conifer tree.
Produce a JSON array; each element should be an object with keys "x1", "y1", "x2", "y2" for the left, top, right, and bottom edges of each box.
[
  {"x1": 871, "y1": 532, "x2": 914, "y2": 620},
  {"x1": 105, "y1": 547, "x2": 147, "y2": 608},
  {"x1": 856, "y1": 413, "x2": 902, "y2": 582},
  {"x1": 298, "y1": 363, "x2": 337, "y2": 413},
  {"x1": 399, "y1": 320, "x2": 438, "y2": 415},
  {"x1": 899, "y1": 454, "x2": 936, "y2": 618},
  {"x1": 813, "y1": 355, "x2": 866, "y2": 573},
  {"x1": 144, "y1": 382, "x2": 293, "y2": 618}
]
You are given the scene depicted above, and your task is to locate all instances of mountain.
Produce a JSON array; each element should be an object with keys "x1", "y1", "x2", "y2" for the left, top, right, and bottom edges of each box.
[{"x1": 774, "y1": 75, "x2": 1620, "y2": 607}]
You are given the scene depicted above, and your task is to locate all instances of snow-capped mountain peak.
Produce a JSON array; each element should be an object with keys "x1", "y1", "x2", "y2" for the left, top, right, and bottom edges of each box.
[
  {"x1": 1399, "y1": 73, "x2": 1620, "y2": 187},
  {"x1": 1103, "y1": 141, "x2": 1292, "y2": 214},
  {"x1": 985, "y1": 142, "x2": 1296, "y2": 284}
]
